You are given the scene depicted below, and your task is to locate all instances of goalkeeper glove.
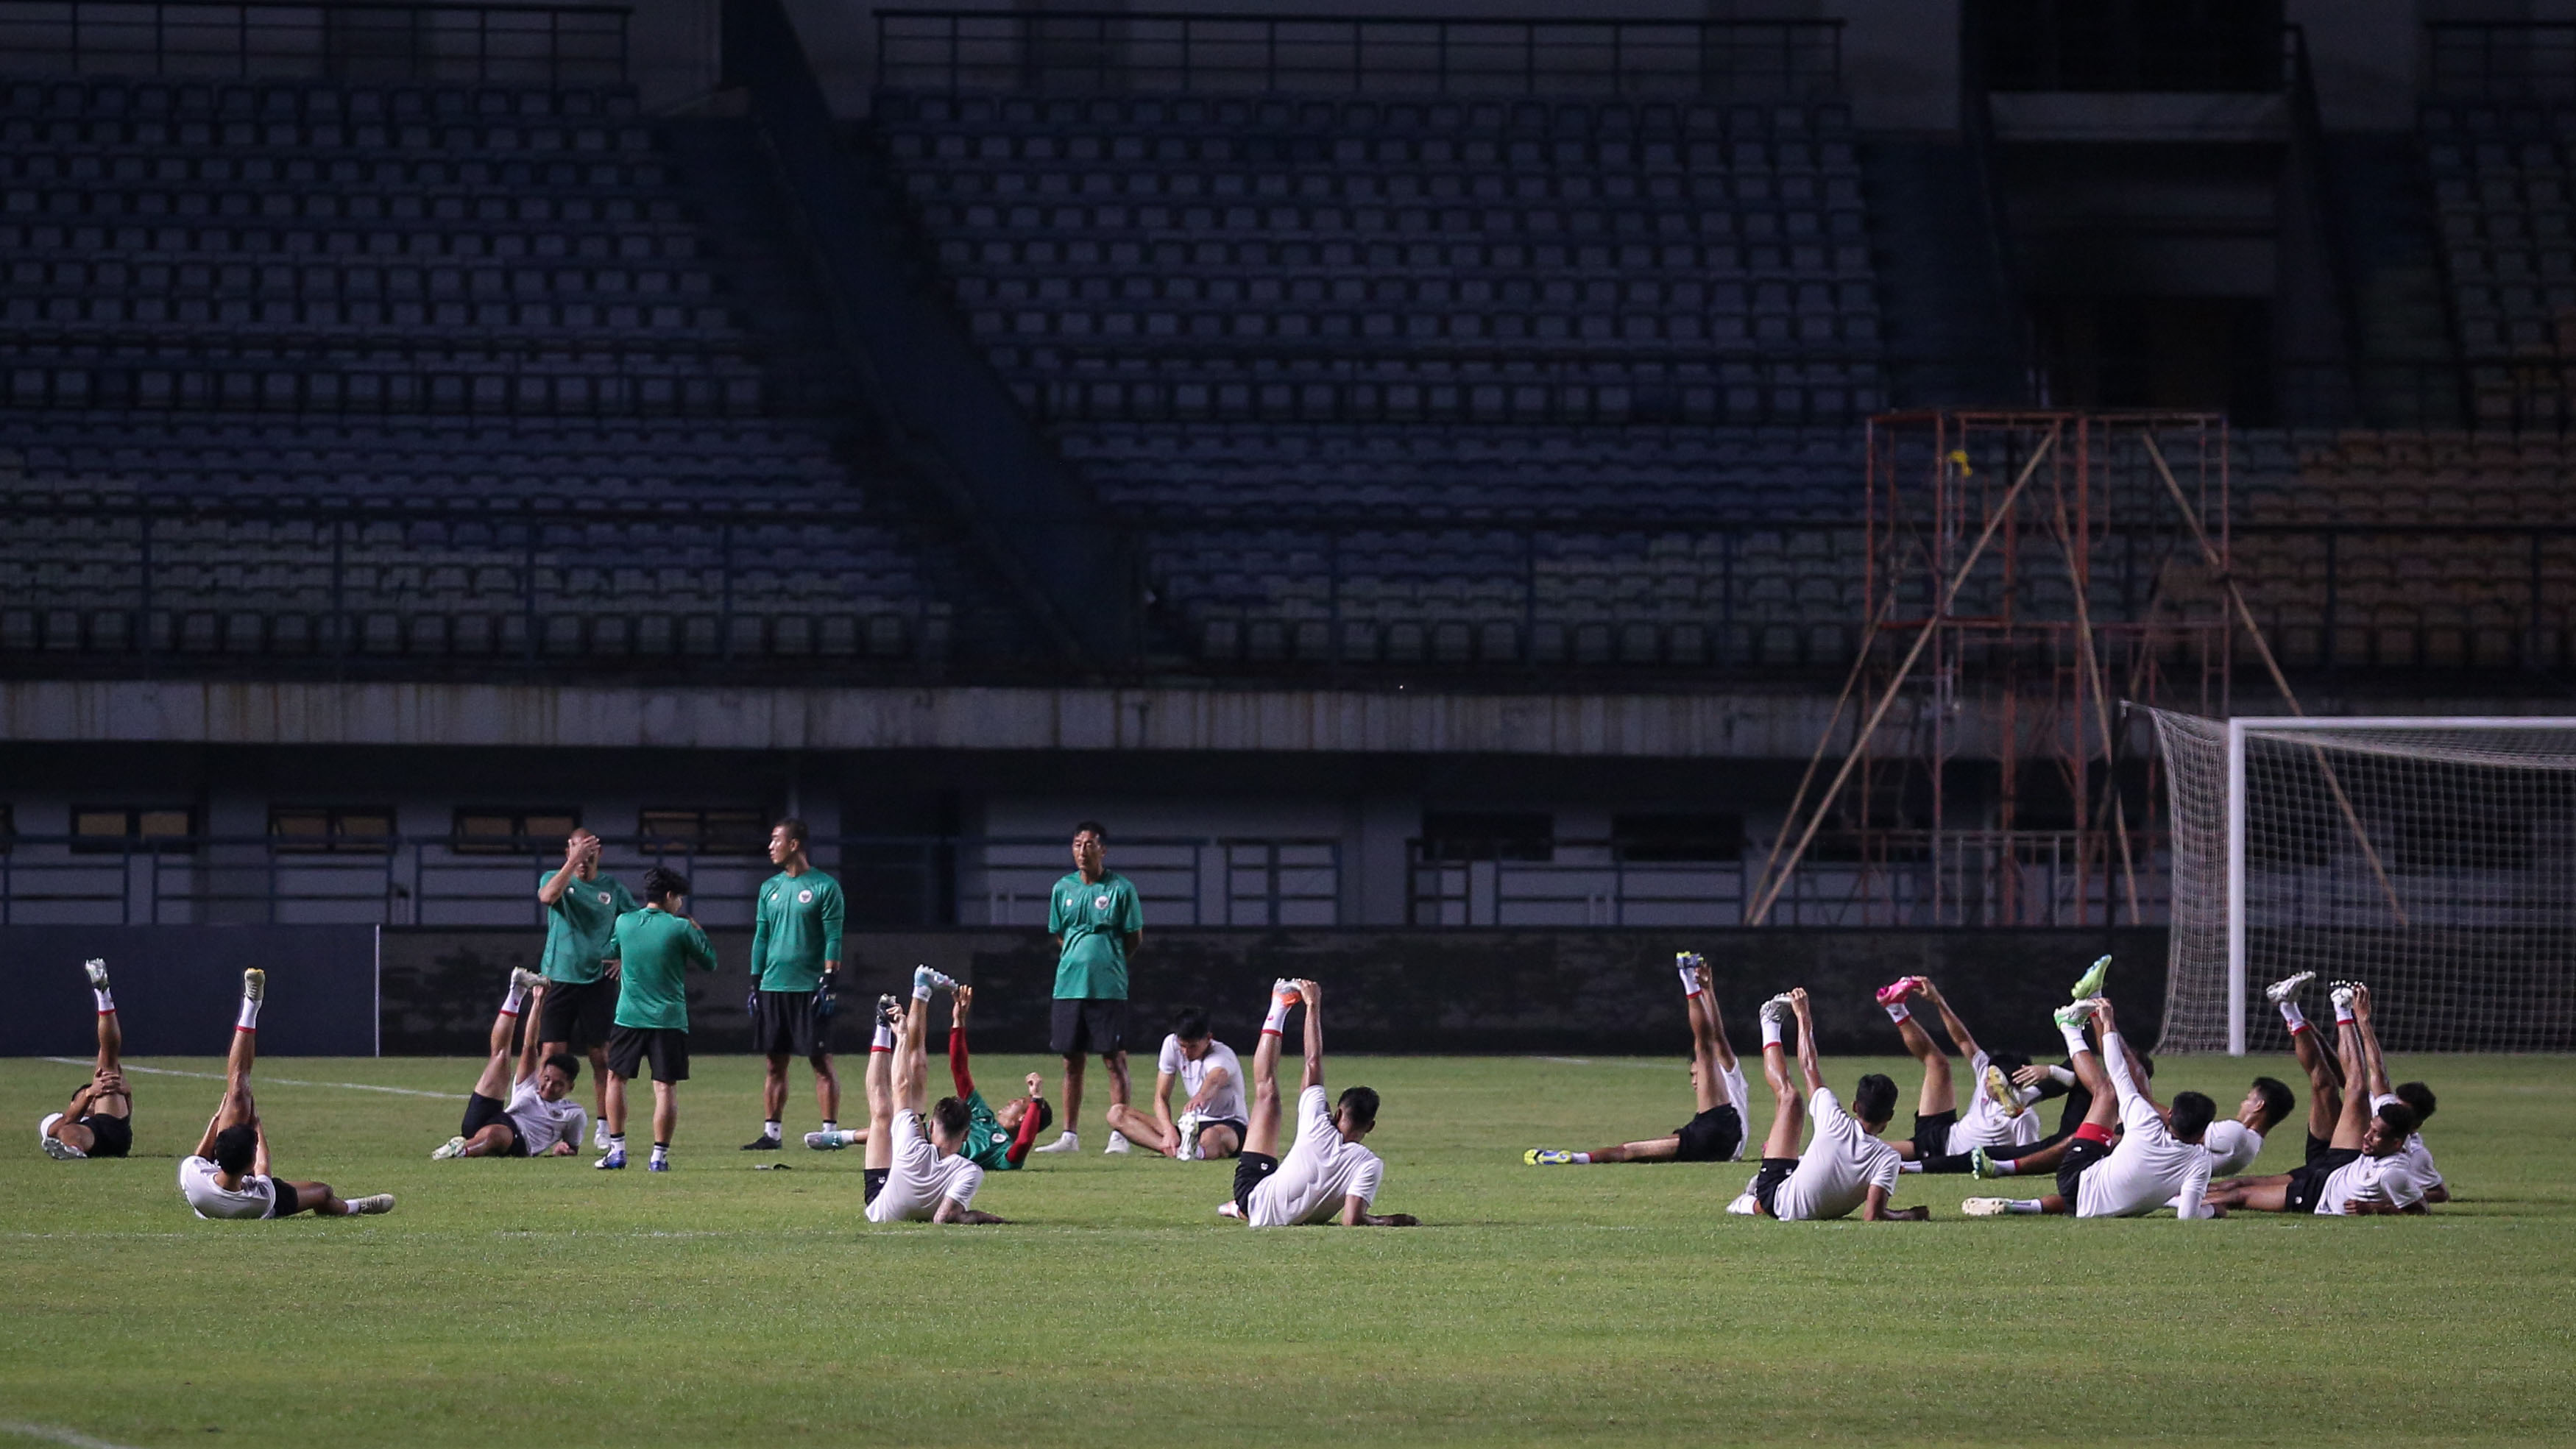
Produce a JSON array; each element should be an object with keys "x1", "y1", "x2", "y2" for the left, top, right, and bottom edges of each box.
[
  {"x1": 746, "y1": 980, "x2": 761, "y2": 1016},
  {"x1": 813, "y1": 969, "x2": 838, "y2": 1019}
]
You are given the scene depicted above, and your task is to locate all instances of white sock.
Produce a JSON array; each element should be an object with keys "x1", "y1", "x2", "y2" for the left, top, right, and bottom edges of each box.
[
  {"x1": 821, "y1": 1119, "x2": 837, "y2": 1135},
  {"x1": 912, "y1": 981, "x2": 933, "y2": 1004},
  {"x1": 1262, "y1": 991, "x2": 1294, "y2": 1035},
  {"x1": 1884, "y1": 1002, "x2": 1911, "y2": 1024},
  {"x1": 92, "y1": 988, "x2": 116, "y2": 1014},
  {"x1": 762, "y1": 1119, "x2": 782, "y2": 1141},
  {"x1": 1899, "y1": 1161, "x2": 1924, "y2": 1173},
  {"x1": 651, "y1": 1142, "x2": 668, "y2": 1164},
  {"x1": 2005, "y1": 1199, "x2": 2046, "y2": 1214},
  {"x1": 2058, "y1": 1023, "x2": 2090, "y2": 1059},
  {"x1": 501, "y1": 981, "x2": 528, "y2": 1016},
  {"x1": 236, "y1": 996, "x2": 261, "y2": 1031},
  {"x1": 871, "y1": 1022, "x2": 896, "y2": 1052},
  {"x1": 1677, "y1": 965, "x2": 1702, "y2": 997},
  {"x1": 1570, "y1": 1152, "x2": 1591, "y2": 1163},
  {"x1": 2279, "y1": 1002, "x2": 2309, "y2": 1033},
  {"x1": 2333, "y1": 1001, "x2": 2356, "y2": 1026},
  {"x1": 1990, "y1": 1158, "x2": 2020, "y2": 1177},
  {"x1": 609, "y1": 1134, "x2": 626, "y2": 1152},
  {"x1": 1761, "y1": 1016, "x2": 1784, "y2": 1049}
]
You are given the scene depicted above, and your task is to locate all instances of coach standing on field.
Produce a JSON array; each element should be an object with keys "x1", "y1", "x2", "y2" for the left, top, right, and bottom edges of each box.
[
  {"x1": 741, "y1": 818, "x2": 845, "y2": 1152},
  {"x1": 1032, "y1": 821, "x2": 1142, "y2": 1155}
]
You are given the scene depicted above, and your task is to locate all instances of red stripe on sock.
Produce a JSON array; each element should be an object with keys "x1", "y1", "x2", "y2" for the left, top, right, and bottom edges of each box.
[
  {"x1": 1260, "y1": 1027, "x2": 1284, "y2": 1036},
  {"x1": 2075, "y1": 1122, "x2": 2116, "y2": 1146},
  {"x1": 2287, "y1": 1021, "x2": 2310, "y2": 1035}
]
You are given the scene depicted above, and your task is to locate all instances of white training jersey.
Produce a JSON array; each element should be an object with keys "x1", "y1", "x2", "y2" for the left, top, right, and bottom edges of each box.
[
  {"x1": 2371, "y1": 1094, "x2": 2444, "y2": 1191},
  {"x1": 1770, "y1": 1088, "x2": 1901, "y2": 1222},
  {"x1": 2072, "y1": 1032, "x2": 2211, "y2": 1219},
  {"x1": 865, "y1": 1110, "x2": 984, "y2": 1223},
  {"x1": 2316, "y1": 1148, "x2": 2434, "y2": 1215},
  {"x1": 1247, "y1": 1085, "x2": 1384, "y2": 1227},
  {"x1": 1157, "y1": 1035, "x2": 1248, "y2": 1125},
  {"x1": 1719, "y1": 1061, "x2": 1752, "y2": 1160},
  {"x1": 178, "y1": 1154, "x2": 279, "y2": 1220},
  {"x1": 2201, "y1": 1119, "x2": 2265, "y2": 1177},
  {"x1": 505, "y1": 1076, "x2": 588, "y2": 1158},
  {"x1": 1947, "y1": 1049, "x2": 2046, "y2": 1155}
]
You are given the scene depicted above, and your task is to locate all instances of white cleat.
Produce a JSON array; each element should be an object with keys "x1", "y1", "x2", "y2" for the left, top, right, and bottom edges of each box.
[
  {"x1": 913, "y1": 965, "x2": 960, "y2": 995},
  {"x1": 1758, "y1": 992, "x2": 1795, "y2": 1027},
  {"x1": 2266, "y1": 971, "x2": 2315, "y2": 1004},
  {"x1": 431, "y1": 1136, "x2": 469, "y2": 1161},
  {"x1": 1961, "y1": 1197, "x2": 2011, "y2": 1218},
  {"x1": 241, "y1": 967, "x2": 266, "y2": 1002},
  {"x1": 1031, "y1": 1131, "x2": 1080, "y2": 1155},
  {"x1": 1217, "y1": 1200, "x2": 1244, "y2": 1219},
  {"x1": 84, "y1": 958, "x2": 110, "y2": 991},
  {"x1": 1175, "y1": 1112, "x2": 1203, "y2": 1161},
  {"x1": 1724, "y1": 1191, "x2": 1758, "y2": 1216},
  {"x1": 347, "y1": 1194, "x2": 396, "y2": 1215},
  {"x1": 1103, "y1": 1131, "x2": 1132, "y2": 1155},
  {"x1": 2329, "y1": 982, "x2": 2359, "y2": 1014},
  {"x1": 510, "y1": 967, "x2": 545, "y2": 996}
]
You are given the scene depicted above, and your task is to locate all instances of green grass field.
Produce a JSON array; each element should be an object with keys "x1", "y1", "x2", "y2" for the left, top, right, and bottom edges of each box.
[{"x1": 4, "y1": 1049, "x2": 2572, "y2": 1448}]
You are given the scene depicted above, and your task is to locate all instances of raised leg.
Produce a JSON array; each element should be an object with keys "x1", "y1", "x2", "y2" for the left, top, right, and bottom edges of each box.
[
  {"x1": 1758, "y1": 1033, "x2": 1807, "y2": 1161},
  {"x1": 863, "y1": 1018, "x2": 896, "y2": 1172},
  {"x1": 470, "y1": 1002, "x2": 518, "y2": 1101},
  {"x1": 1894, "y1": 1010, "x2": 1955, "y2": 1118},
  {"x1": 1687, "y1": 987, "x2": 1728, "y2": 1113},
  {"x1": 899, "y1": 994, "x2": 931, "y2": 1116},
  {"x1": 216, "y1": 1014, "x2": 258, "y2": 1134},
  {"x1": 1243, "y1": 985, "x2": 1291, "y2": 1159},
  {"x1": 2288, "y1": 1020, "x2": 2343, "y2": 1142}
]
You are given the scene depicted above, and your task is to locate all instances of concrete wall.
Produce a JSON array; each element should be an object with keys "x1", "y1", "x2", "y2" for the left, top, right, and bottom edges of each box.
[{"x1": 1, "y1": 926, "x2": 378, "y2": 1056}]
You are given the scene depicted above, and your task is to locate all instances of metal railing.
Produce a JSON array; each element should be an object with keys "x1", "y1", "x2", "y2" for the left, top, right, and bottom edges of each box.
[
  {"x1": 2429, "y1": 21, "x2": 2576, "y2": 102},
  {"x1": 876, "y1": 10, "x2": 1842, "y2": 100},
  {"x1": 0, "y1": 833, "x2": 1342, "y2": 928},
  {"x1": 0, "y1": 1, "x2": 629, "y2": 85}
]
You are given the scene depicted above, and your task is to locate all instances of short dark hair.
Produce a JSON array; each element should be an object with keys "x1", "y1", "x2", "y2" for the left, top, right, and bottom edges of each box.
[
  {"x1": 543, "y1": 1052, "x2": 582, "y2": 1082},
  {"x1": 2169, "y1": 1090, "x2": 2218, "y2": 1141},
  {"x1": 1030, "y1": 1097, "x2": 1055, "y2": 1134},
  {"x1": 2251, "y1": 1075, "x2": 2296, "y2": 1130},
  {"x1": 643, "y1": 865, "x2": 689, "y2": 904},
  {"x1": 2396, "y1": 1081, "x2": 2437, "y2": 1122},
  {"x1": 2374, "y1": 1100, "x2": 2421, "y2": 1138},
  {"x1": 1172, "y1": 1005, "x2": 1211, "y2": 1041},
  {"x1": 213, "y1": 1122, "x2": 258, "y2": 1175},
  {"x1": 1336, "y1": 1085, "x2": 1379, "y2": 1131},
  {"x1": 1852, "y1": 1072, "x2": 1899, "y2": 1124},
  {"x1": 1073, "y1": 820, "x2": 1107, "y2": 842},
  {"x1": 774, "y1": 817, "x2": 808, "y2": 848},
  {"x1": 932, "y1": 1097, "x2": 971, "y2": 1138}
]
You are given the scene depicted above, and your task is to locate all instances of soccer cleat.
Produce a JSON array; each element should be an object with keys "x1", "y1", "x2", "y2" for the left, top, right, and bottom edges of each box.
[
  {"x1": 2329, "y1": 982, "x2": 2358, "y2": 1014},
  {"x1": 40, "y1": 1128, "x2": 86, "y2": 1161},
  {"x1": 1970, "y1": 1147, "x2": 2001, "y2": 1180},
  {"x1": 1217, "y1": 1200, "x2": 1244, "y2": 1219},
  {"x1": 877, "y1": 993, "x2": 904, "y2": 1031},
  {"x1": 804, "y1": 1130, "x2": 853, "y2": 1150},
  {"x1": 595, "y1": 1147, "x2": 627, "y2": 1170},
  {"x1": 1984, "y1": 1065, "x2": 2026, "y2": 1118},
  {"x1": 647, "y1": 1158, "x2": 670, "y2": 1172},
  {"x1": 431, "y1": 1136, "x2": 469, "y2": 1161},
  {"x1": 346, "y1": 1194, "x2": 396, "y2": 1215},
  {"x1": 241, "y1": 967, "x2": 265, "y2": 1002},
  {"x1": 2053, "y1": 1000, "x2": 2098, "y2": 1030},
  {"x1": 1758, "y1": 992, "x2": 1795, "y2": 1027},
  {"x1": 740, "y1": 1134, "x2": 782, "y2": 1150},
  {"x1": 1032, "y1": 1131, "x2": 1080, "y2": 1155},
  {"x1": 1724, "y1": 1191, "x2": 1758, "y2": 1216},
  {"x1": 1873, "y1": 976, "x2": 1921, "y2": 1007},
  {"x1": 2265, "y1": 969, "x2": 2315, "y2": 1004},
  {"x1": 84, "y1": 958, "x2": 110, "y2": 991},
  {"x1": 510, "y1": 967, "x2": 545, "y2": 996},
  {"x1": 1526, "y1": 1149, "x2": 1576, "y2": 1166},
  {"x1": 2068, "y1": 954, "x2": 2112, "y2": 1002},
  {"x1": 1961, "y1": 1197, "x2": 2011, "y2": 1218},
  {"x1": 1104, "y1": 1131, "x2": 1132, "y2": 1155}
]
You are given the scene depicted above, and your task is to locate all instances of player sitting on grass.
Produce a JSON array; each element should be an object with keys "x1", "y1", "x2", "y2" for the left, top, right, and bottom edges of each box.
[
  {"x1": 1734, "y1": 987, "x2": 1922, "y2": 1222},
  {"x1": 596, "y1": 866, "x2": 717, "y2": 1173},
  {"x1": 432, "y1": 971, "x2": 590, "y2": 1159},
  {"x1": 2254, "y1": 971, "x2": 2447, "y2": 1202},
  {"x1": 811, "y1": 982, "x2": 1050, "y2": 1169},
  {"x1": 1874, "y1": 973, "x2": 2039, "y2": 1173},
  {"x1": 1525, "y1": 952, "x2": 1747, "y2": 1166},
  {"x1": 177, "y1": 969, "x2": 394, "y2": 1220},
  {"x1": 1222, "y1": 979, "x2": 1415, "y2": 1227},
  {"x1": 41, "y1": 959, "x2": 133, "y2": 1161},
  {"x1": 863, "y1": 969, "x2": 1007, "y2": 1224},
  {"x1": 1961, "y1": 995, "x2": 2215, "y2": 1219},
  {"x1": 1103, "y1": 1004, "x2": 1241, "y2": 1160},
  {"x1": 2203, "y1": 983, "x2": 2430, "y2": 1216}
]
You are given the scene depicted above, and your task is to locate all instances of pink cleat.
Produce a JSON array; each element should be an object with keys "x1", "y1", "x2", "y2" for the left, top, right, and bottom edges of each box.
[{"x1": 1874, "y1": 976, "x2": 1923, "y2": 1007}]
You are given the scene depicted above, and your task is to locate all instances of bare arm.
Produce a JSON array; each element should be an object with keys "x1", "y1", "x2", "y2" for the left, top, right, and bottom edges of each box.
[
  {"x1": 1183, "y1": 1067, "x2": 1232, "y2": 1116},
  {"x1": 1151, "y1": 1069, "x2": 1180, "y2": 1128},
  {"x1": 513, "y1": 982, "x2": 548, "y2": 1085},
  {"x1": 537, "y1": 835, "x2": 590, "y2": 907},
  {"x1": 1340, "y1": 1196, "x2": 1418, "y2": 1227},
  {"x1": 933, "y1": 1199, "x2": 1007, "y2": 1225},
  {"x1": 1122, "y1": 929, "x2": 1143, "y2": 958},
  {"x1": 1791, "y1": 990, "x2": 1822, "y2": 1097},
  {"x1": 1859, "y1": 1186, "x2": 1928, "y2": 1222},
  {"x1": 194, "y1": 1110, "x2": 223, "y2": 1161},
  {"x1": 1917, "y1": 980, "x2": 1982, "y2": 1063},
  {"x1": 251, "y1": 1123, "x2": 272, "y2": 1179},
  {"x1": 2354, "y1": 987, "x2": 2393, "y2": 1099},
  {"x1": 1298, "y1": 979, "x2": 1325, "y2": 1093}
]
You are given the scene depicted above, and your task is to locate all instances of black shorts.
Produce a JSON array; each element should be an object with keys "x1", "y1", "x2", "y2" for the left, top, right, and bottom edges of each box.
[
  {"x1": 1195, "y1": 1117, "x2": 1249, "y2": 1155},
  {"x1": 2305, "y1": 1132, "x2": 2338, "y2": 1168},
  {"x1": 751, "y1": 989, "x2": 834, "y2": 1060},
  {"x1": 77, "y1": 1113, "x2": 132, "y2": 1158},
  {"x1": 1672, "y1": 1105, "x2": 1744, "y2": 1163},
  {"x1": 1752, "y1": 1156, "x2": 1798, "y2": 1217},
  {"x1": 460, "y1": 1091, "x2": 528, "y2": 1155},
  {"x1": 2286, "y1": 1147, "x2": 2362, "y2": 1212},
  {"x1": 606, "y1": 1025, "x2": 690, "y2": 1083},
  {"x1": 863, "y1": 1167, "x2": 889, "y2": 1205},
  {"x1": 1911, "y1": 1109, "x2": 1958, "y2": 1163},
  {"x1": 1050, "y1": 997, "x2": 1128, "y2": 1057},
  {"x1": 269, "y1": 1180, "x2": 301, "y2": 1217},
  {"x1": 2056, "y1": 1133, "x2": 2115, "y2": 1206},
  {"x1": 538, "y1": 977, "x2": 618, "y2": 1052},
  {"x1": 1233, "y1": 1150, "x2": 1281, "y2": 1217}
]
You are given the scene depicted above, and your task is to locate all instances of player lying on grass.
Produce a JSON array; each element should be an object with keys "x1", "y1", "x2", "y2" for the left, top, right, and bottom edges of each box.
[
  {"x1": 40, "y1": 959, "x2": 133, "y2": 1161},
  {"x1": 1734, "y1": 988, "x2": 1924, "y2": 1222},
  {"x1": 1874, "y1": 973, "x2": 2039, "y2": 1172},
  {"x1": 432, "y1": 971, "x2": 590, "y2": 1159},
  {"x1": 863, "y1": 969, "x2": 1007, "y2": 1224},
  {"x1": 2255, "y1": 971, "x2": 2447, "y2": 1202},
  {"x1": 807, "y1": 982, "x2": 1049, "y2": 1169},
  {"x1": 1221, "y1": 979, "x2": 1415, "y2": 1227},
  {"x1": 1968, "y1": 1066, "x2": 2290, "y2": 1183},
  {"x1": 1525, "y1": 953, "x2": 1746, "y2": 1166},
  {"x1": 177, "y1": 968, "x2": 394, "y2": 1220},
  {"x1": 2203, "y1": 983, "x2": 2430, "y2": 1216},
  {"x1": 596, "y1": 866, "x2": 716, "y2": 1172},
  {"x1": 1103, "y1": 1004, "x2": 1242, "y2": 1160},
  {"x1": 1961, "y1": 995, "x2": 2215, "y2": 1219}
]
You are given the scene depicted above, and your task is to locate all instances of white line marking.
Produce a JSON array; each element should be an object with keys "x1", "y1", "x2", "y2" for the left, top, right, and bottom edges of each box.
[
  {"x1": 42, "y1": 1059, "x2": 459, "y2": 1100},
  {"x1": 1531, "y1": 1056, "x2": 1684, "y2": 1071},
  {"x1": 0, "y1": 1420, "x2": 146, "y2": 1449}
]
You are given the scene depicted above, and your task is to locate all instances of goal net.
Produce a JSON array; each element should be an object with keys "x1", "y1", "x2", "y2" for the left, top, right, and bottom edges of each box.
[{"x1": 2152, "y1": 709, "x2": 2576, "y2": 1053}]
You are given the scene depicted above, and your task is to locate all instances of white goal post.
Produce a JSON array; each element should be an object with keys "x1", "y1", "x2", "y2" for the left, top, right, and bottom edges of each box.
[{"x1": 2151, "y1": 711, "x2": 2576, "y2": 1055}]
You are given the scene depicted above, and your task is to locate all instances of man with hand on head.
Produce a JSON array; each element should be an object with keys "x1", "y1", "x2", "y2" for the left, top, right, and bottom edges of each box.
[
  {"x1": 1033, "y1": 820, "x2": 1142, "y2": 1155},
  {"x1": 743, "y1": 818, "x2": 845, "y2": 1153},
  {"x1": 537, "y1": 827, "x2": 634, "y2": 1148}
]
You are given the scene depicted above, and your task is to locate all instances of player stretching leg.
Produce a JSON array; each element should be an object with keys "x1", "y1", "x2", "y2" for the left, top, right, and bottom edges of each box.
[
  {"x1": 1222, "y1": 979, "x2": 1415, "y2": 1227},
  {"x1": 1736, "y1": 988, "x2": 1921, "y2": 1222},
  {"x1": 2203, "y1": 985, "x2": 2431, "y2": 1216},
  {"x1": 41, "y1": 960, "x2": 135, "y2": 1161},
  {"x1": 177, "y1": 970, "x2": 393, "y2": 1219},
  {"x1": 816, "y1": 984, "x2": 1049, "y2": 1168},
  {"x1": 1525, "y1": 954, "x2": 1746, "y2": 1166},
  {"x1": 1102, "y1": 1005, "x2": 1243, "y2": 1160},
  {"x1": 1875, "y1": 975, "x2": 2039, "y2": 1172},
  {"x1": 862, "y1": 971, "x2": 1006, "y2": 1224},
  {"x1": 1962, "y1": 996, "x2": 2215, "y2": 1218},
  {"x1": 432, "y1": 972, "x2": 590, "y2": 1159},
  {"x1": 2243, "y1": 973, "x2": 2448, "y2": 1202}
]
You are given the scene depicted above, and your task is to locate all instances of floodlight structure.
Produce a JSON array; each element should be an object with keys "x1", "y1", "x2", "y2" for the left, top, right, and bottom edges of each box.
[{"x1": 1749, "y1": 411, "x2": 2235, "y2": 928}]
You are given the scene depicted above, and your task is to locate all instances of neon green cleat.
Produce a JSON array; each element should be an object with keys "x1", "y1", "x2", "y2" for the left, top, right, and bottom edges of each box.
[
  {"x1": 2053, "y1": 1001, "x2": 2097, "y2": 1031},
  {"x1": 1970, "y1": 1147, "x2": 2002, "y2": 1180},
  {"x1": 2068, "y1": 954, "x2": 2111, "y2": 1001}
]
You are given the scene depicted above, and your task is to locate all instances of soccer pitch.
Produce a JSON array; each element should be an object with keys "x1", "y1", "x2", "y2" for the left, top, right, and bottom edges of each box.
[{"x1": 5, "y1": 1051, "x2": 2572, "y2": 1448}]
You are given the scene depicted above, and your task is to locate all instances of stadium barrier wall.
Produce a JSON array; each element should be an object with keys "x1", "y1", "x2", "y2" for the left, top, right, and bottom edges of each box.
[
  {"x1": 379, "y1": 927, "x2": 2166, "y2": 1056},
  {"x1": 0, "y1": 926, "x2": 378, "y2": 1056}
]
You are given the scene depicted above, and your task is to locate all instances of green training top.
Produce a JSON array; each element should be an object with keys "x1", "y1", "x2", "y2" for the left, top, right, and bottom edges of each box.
[
  {"x1": 538, "y1": 869, "x2": 637, "y2": 985},
  {"x1": 610, "y1": 905, "x2": 718, "y2": 1032},
  {"x1": 1047, "y1": 869, "x2": 1141, "y2": 1001},
  {"x1": 961, "y1": 1089, "x2": 1023, "y2": 1172},
  {"x1": 749, "y1": 869, "x2": 845, "y2": 993}
]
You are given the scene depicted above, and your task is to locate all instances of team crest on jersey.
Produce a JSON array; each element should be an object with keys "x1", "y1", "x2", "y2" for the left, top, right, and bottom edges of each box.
[
  {"x1": 596, "y1": 891, "x2": 610, "y2": 904},
  {"x1": 798, "y1": 888, "x2": 815, "y2": 904},
  {"x1": 1094, "y1": 894, "x2": 1110, "y2": 909}
]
